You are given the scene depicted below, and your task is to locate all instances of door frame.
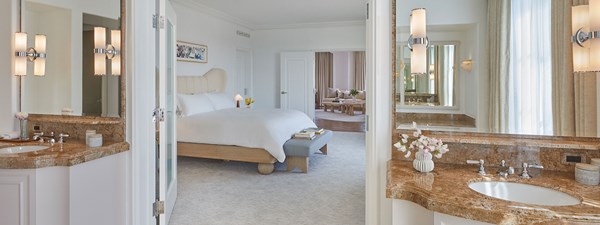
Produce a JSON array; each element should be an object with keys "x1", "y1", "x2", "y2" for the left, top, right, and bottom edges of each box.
[{"x1": 129, "y1": 0, "x2": 393, "y2": 224}]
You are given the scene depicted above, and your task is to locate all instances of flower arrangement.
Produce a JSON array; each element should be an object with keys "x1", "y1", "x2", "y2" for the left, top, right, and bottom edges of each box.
[
  {"x1": 15, "y1": 112, "x2": 29, "y2": 121},
  {"x1": 394, "y1": 122, "x2": 449, "y2": 159},
  {"x1": 244, "y1": 97, "x2": 255, "y2": 107},
  {"x1": 350, "y1": 89, "x2": 359, "y2": 97}
]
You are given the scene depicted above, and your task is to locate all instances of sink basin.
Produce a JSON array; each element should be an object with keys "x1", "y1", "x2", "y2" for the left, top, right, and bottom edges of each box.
[
  {"x1": 468, "y1": 181, "x2": 580, "y2": 206},
  {"x1": 0, "y1": 145, "x2": 49, "y2": 154}
]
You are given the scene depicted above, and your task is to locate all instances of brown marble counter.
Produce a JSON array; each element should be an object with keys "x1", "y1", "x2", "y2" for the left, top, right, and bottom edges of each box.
[
  {"x1": 0, "y1": 140, "x2": 129, "y2": 169},
  {"x1": 387, "y1": 160, "x2": 600, "y2": 225}
]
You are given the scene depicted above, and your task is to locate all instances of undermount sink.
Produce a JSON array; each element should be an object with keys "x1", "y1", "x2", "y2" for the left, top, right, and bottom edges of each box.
[
  {"x1": 0, "y1": 145, "x2": 49, "y2": 154},
  {"x1": 468, "y1": 181, "x2": 580, "y2": 206}
]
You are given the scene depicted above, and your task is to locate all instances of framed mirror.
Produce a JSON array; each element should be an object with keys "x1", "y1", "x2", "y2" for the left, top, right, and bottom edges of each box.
[
  {"x1": 19, "y1": 0, "x2": 123, "y2": 118},
  {"x1": 393, "y1": 0, "x2": 600, "y2": 138}
]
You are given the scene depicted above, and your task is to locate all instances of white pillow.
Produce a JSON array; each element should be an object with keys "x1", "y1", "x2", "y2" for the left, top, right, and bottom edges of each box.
[
  {"x1": 206, "y1": 93, "x2": 235, "y2": 110},
  {"x1": 177, "y1": 94, "x2": 215, "y2": 116}
]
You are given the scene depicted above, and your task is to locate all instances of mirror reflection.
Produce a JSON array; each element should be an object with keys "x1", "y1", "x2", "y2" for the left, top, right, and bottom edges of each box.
[
  {"x1": 397, "y1": 43, "x2": 457, "y2": 107},
  {"x1": 394, "y1": 0, "x2": 600, "y2": 137},
  {"x1": 20, "y1": 0, "x2": 121, "y2": 117}
]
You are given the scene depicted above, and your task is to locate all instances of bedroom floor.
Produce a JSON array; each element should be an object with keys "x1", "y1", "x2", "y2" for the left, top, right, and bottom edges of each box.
[{"x1": 169, "y1": 131, "x2": 366, "y2": 225}]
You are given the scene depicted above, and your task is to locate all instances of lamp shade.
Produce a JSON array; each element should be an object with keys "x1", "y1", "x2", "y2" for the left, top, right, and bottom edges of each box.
[
  {"x1": 411, "y1": 44, "x2": 427, "y2": 75},
  {"x1": 590, "y1": 0, "x2": 600, "y2": 71},
  {"x1": 34, "y1": 34, "x2": 46, "y2": 76},
  {"x1": 94, "y1": 27, "x2": 106, "y2": 75},
  {"x1": 411, "y1": 8, "x2": 427, "y2": 39},
  {"x1": 111, "y1": 30, "x2": 121, "y2": 75},
  {"x1": 14, "y1": 32, "x2": 27, "y2": 76},
  {"x1": 234, "y1": 94, "x2": 244, "y2": 101}
]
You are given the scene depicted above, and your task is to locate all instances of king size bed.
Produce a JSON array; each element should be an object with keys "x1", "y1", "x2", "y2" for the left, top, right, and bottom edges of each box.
[{"x1": 176, "y1": 69, "x2": 318, "y2": 174}]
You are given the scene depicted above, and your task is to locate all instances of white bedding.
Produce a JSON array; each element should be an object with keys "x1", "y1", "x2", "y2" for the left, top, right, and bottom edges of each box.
[{"x1": 177, "y1": 108, "x2": 317, "y2": 162}]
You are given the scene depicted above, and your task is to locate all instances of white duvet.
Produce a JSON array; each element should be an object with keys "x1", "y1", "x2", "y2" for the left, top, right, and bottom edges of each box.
[{"x1": 177, "y1": 108, "x2": 317, "y2": 162}]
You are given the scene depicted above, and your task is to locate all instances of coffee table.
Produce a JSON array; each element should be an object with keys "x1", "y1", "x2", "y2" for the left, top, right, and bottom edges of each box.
[
  {"x1": 323, "y1": 102, "x2": 345, "y2": 113},
  {"x1": 342, "y1": 100, "x2": 365, "y2": 116}
]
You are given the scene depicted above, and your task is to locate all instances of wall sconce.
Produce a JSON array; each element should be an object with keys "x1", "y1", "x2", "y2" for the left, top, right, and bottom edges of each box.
[
  {"x1": 408, "y1": 8, "x2": 428, "y2": 75},
  {"x1": 14, "y1": 32, "x2": 46, "y2": 76},
  {"x1": 94, "y1": 27, "x2": 121, "y2": 76},
  {"x1": 572, "y1": 0, "x2": 600, "y2": 72},
  {"x1": 461, "y1": 59, "x2": 473, "y2": 72}
]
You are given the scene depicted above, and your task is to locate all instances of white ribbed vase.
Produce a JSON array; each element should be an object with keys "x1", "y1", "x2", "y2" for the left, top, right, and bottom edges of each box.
[{"x1": 413, "y1": 150, "x2": 434, "y2": 173}]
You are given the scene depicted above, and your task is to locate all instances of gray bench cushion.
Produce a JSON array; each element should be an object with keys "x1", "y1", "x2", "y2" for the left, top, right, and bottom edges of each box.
[{"x1": 283, "y1": 130, "x2": 333, "y2": 157}]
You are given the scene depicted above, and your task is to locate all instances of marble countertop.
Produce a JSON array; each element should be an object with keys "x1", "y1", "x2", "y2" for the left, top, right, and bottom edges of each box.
[
  {"x1": 0, "y1": 140, "x2": 129, "y2": 169},
  {"x1": 387, "y1": 160, "x2": 600, "y2": 225}
]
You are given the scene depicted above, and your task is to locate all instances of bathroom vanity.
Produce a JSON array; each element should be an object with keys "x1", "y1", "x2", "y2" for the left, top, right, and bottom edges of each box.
[{"x1": 0, "y1": 140, "x2": 129, "y2": 225}]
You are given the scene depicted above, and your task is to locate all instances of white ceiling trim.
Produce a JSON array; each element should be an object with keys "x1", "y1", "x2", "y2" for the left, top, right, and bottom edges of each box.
[
  {"x1": 171, "y1": 0, "x2": 256, "y2": 29},
  {"x1": 254, "y1": 20, "x2": 366, "y2": 31},
  {"x1": 170, "y1": 0, "x2": 365, "y2": 31}
]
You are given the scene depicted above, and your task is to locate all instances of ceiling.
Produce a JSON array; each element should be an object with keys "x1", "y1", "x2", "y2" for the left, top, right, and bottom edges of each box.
[{"x1": 179, "y1": 0, "x2": 367, "y2": 29}]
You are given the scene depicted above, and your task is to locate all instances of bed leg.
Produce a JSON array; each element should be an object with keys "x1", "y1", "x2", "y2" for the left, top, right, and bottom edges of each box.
[
  {"x1": 320, "y1": 145, "x2": 328, "y2": 155},
  {"x1": 257, "y1": 163, "x2": 275, "y2": 175}
]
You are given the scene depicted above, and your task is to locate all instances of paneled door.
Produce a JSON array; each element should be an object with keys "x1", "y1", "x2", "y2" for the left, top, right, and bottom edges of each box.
[
  {"x1": 280, "y1": 52, "x2": 315, "y2": 119},
  {"x1": 155, "y1": 0, "x2": 177, "y2": 224}
]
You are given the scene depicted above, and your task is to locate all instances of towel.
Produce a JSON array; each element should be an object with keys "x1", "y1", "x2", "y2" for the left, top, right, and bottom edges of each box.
[{"x1": 1, "y1": 131, "x2": 19, "y2": 139}]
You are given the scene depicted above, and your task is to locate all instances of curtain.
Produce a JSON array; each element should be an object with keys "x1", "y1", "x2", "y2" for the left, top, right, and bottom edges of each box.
[
  {"x1": 508, "y1": 0, "x2": 553, "y2": 135},
  {"x1": 551, "y1": 0, "x2": 576, "y2": 136},
  {"x1": 353, "y1": 51, "x2": 366, "y2": 90},
  {"x1": 315, "y1": 52, "x2": 333, "y2": 107},
  {"x1": 488, "y1": 0, "x2": 512, "y2": 133}
]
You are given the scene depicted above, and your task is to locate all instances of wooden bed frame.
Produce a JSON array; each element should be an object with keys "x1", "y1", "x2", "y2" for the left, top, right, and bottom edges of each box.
[{"x1": 176, "y1": 69, "x2": 278, "y2": 175}]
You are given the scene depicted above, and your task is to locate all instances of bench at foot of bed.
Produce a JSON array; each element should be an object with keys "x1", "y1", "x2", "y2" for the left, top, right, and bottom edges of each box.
[{"x1": 283, "y1": 130, "x2": 333, "y2": 173}]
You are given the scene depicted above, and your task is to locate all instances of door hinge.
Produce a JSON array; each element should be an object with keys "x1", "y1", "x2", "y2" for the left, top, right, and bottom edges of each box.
[
  {"x1": 153, "y1": 200, "x2": 165, "y2": 217},
  {"x1": 366, "y1": 3, "x2": 369, "y2": 20},
  {"x1": 365, "y1": 115, "x2": 369, "y2": 131},
  {"x1": 153, "y1": 108, "x2": 165, "y2": 122},
  {"x1": 153, "y1": 15, "x2": 165, "y2": 29}
]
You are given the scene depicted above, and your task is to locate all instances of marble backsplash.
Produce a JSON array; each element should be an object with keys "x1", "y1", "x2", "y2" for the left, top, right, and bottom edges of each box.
[
  {"x1": 27, "y1": 115, "x2": 125, "y2": 142},
  {"x1": 392, "y1": 130, "x2": 600, "y2": 172}
]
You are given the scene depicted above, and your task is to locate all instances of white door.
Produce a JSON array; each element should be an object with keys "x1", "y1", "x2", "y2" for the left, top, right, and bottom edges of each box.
[
  {"x1": 155, "y1": 0, "x2": 177, "y2": 224},
  {"x1": 235, "y1": 49, "x2": 252, "y2": 97},
  {"x1": 280, "y1": 52, "x2": 315, "y2": 119}
]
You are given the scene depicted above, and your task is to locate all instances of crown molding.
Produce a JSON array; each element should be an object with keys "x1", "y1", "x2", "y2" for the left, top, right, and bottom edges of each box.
[
  {"x1": 254, "y1": 20, "x2": 366, "y2": 30},
  {"x1": 170, "y1": 0, "x2": 256, "y2": 29}
]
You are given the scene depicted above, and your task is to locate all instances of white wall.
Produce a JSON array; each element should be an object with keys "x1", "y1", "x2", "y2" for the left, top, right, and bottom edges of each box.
[
  {"x1": 396, "y1": 0, "x2": 487, "y2": 130},
  {"x1": 172, "y1": 1, "x2": 252, "y2": 96},
  {"x1": 333, "y1": 51, "x2": 352, "y2": 90},
  {"x1": 252, "y1": 24, "x2": 366, "y2": 109}
]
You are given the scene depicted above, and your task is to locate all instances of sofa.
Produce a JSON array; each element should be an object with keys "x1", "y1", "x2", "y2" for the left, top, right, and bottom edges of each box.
[{"x1": 322, "y1": 88, "x2": 366, "y2": 103}]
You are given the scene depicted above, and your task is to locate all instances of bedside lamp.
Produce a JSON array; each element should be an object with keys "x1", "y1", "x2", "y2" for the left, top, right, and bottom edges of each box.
[{"x1": 234, "y1": 94, "x2": 243, "y2": 108}]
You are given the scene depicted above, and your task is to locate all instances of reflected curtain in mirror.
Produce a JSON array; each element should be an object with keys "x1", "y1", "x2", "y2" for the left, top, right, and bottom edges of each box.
[
  {"x1": 353, "y1": 51, "x2": 366, "y2": 90},
  {"x1": 315, "y1": 52, "x2": 333, "y2": 108}
]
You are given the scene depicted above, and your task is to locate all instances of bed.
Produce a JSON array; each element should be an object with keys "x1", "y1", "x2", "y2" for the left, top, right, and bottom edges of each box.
[{"x1": 176, "y1": 68, "x2": 318, "y2": 174}]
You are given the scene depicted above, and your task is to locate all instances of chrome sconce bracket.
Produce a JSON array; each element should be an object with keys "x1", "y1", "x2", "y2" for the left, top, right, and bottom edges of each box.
[
  {"x1": 573, "y1": 28, "x2": 600, "y2": 47},
  {"x1": 94, "y1": 45, "x2": 120, "y2": 60},
  {"x1": 407, "y1": 35, "x2": 429, "y2": 51},
  {"x1": 15, "y1": 47, "x2": 46, "y2": 62}
]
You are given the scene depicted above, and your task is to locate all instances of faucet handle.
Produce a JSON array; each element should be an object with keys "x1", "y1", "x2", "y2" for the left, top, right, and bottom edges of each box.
[
  {"x1": 467, "y1": 159, "x2": 486, "y2": 175},
  {"x1": 520, "y1": 162, "x2": 544, "y2": 179},
  {"x1": 500, "y1": 160, "x2": 506, "y2": 167},
  {"x1": 58, "y1": 133, "x2": 70, "y2": 143}
]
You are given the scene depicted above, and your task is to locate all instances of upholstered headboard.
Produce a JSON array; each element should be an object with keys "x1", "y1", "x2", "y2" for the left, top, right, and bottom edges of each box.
[{"x1": 177, "y1": 68, "x2": 227, "y2": 94}]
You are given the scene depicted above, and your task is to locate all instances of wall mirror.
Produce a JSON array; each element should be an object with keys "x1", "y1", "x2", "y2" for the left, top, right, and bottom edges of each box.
[
  {"x1": 393, "y1": 0, "x2": 600, "y2": 138},
  {"x1": 20, "y1": 0, "x2": 123, "y2": 117}
]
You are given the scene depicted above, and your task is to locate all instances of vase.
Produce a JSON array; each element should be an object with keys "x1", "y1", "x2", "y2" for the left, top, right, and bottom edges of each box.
[
  {"x1": 413, "y1": 150, "x2": 434, "y2": 173},
  {"x1": 19, "y1": 119, "x2": 28, "y2": 140}
]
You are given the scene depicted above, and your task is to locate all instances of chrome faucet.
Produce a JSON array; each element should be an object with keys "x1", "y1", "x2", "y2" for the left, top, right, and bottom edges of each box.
[
  {"x1": 497, "y1": 160, "x2": 515, "y2": 178},
  {"x1": 520, "y1": 162, "x2": 544, "y2": 179},
  {"x1": 467, "y1": 159, "x2": 486, "y2": 175}
]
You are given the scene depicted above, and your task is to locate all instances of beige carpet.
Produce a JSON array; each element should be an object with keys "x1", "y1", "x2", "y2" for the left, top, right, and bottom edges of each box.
[
  {"x1": 315, "y1": 110, "x2": 365, "y2": 122},
  {"x1": 169, "y1": 131, "x2": 365, "y2": 225}
]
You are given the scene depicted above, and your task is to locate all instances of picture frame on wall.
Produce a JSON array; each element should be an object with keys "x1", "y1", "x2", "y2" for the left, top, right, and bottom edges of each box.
[{"x1": 176, "y1": 41, "x2": 208, "y2": 63}]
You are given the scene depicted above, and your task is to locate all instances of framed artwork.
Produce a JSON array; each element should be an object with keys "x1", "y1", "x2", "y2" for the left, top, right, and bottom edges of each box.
[{"x1": 176, "y1": 41, "x2": 208, "y2": 63}]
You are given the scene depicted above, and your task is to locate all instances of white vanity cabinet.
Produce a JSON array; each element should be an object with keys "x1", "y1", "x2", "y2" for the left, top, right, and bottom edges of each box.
[
  {"x1": 393, "y1": 200, "x2": 494, "y2": 225},
  {"x1": 0, "y1": 151, "x2": 127, "y2": 225}
]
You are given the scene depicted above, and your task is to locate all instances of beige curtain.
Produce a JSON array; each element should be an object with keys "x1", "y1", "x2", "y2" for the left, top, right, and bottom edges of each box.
[
  {"x1": 315, "y1": 52, "x2": 333, "y2": 107},
  {"x1": 353, "y1": 51, "x2": 366, "y2": 90},
  {"x1": 488, "y1": 0, "x2": 511, "y2": 133},
  {"x1": 553, "y1": 0, "x2": 597, "y2": 137}
]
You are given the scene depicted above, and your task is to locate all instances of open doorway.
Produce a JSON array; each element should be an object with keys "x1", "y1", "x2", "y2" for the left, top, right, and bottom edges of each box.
[{"x1": 314, "y1": 51, "x2": 367, "y2": 133}]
